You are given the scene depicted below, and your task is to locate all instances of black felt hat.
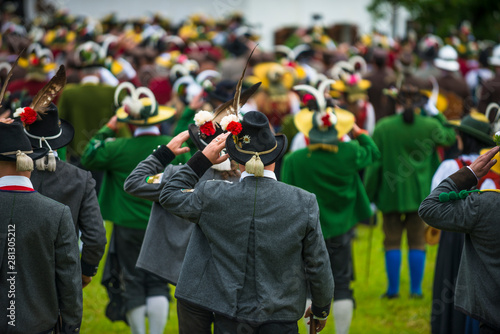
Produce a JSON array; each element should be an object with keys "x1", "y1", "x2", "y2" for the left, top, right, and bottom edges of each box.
[
  {"x1": 24, "y1": 103, "x2": 75, "y2": 150},
  {"x1": 188, "y1": 122, "x2": 225, "y2": 151},
  {"x1": 225, "y1": 111, "x2": 287, "y2": 167},
  {"x1": 0, "y1": 121, "x2": 48, "y2": 162},
  {"x1": 208, "y1": 80, "x2": 236, "y2": 103}
]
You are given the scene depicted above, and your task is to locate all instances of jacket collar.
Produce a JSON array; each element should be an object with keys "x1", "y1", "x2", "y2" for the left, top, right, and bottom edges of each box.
[{"x1": 240, "y1": 170, "x2": 277, "y2": 182}]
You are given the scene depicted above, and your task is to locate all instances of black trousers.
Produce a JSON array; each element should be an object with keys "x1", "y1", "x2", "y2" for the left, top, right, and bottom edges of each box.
[
  {"x1": 214, "y1": 314, "x2": 298, "y2": 334},
  {"x1": 177, "y1": 299, "x2": 214, "y2": 334}
]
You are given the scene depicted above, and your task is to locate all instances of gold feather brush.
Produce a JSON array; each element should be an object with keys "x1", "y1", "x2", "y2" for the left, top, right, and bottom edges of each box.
[
  {"x1": 30, "y1": 65, "x2": 66, "y2": 115},
  {"x1": 0, "y1": 50, "x2": 24, "y2": 108},
  {"x1": 212, "y1": 45, "x2": 259, "y2": 119}
]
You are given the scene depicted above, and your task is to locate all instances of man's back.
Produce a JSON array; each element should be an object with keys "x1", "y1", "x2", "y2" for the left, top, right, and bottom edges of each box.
[
  {"x1": 161, "y1": 167, "x2": 334, "y2": 323},
  {"x1": 30, "y1": 159, "x2": 107, "y2": 276},
  {"x1": 0, "y1": 190, "x2": 82, "y2": 333},
  {"x1": 58, "y1": 83, "x2": 116, "y2": 157}
]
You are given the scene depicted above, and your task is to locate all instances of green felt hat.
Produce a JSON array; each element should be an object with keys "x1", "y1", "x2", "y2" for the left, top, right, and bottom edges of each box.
[{"x1": 448, "y1": 111, "x2": 494, "y2": 146}]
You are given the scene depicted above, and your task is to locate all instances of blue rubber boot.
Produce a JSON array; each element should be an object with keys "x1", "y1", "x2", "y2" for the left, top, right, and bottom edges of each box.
[
  {"x1": 384, "y1": 249, "x2": 401, "y2": 297},
  {"x1": 409, "y1": 249, "x2": 426, "y2": 297}
]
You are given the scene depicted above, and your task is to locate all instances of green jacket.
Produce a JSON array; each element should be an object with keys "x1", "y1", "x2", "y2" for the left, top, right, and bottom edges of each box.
[
  {"x1": 282, "y1": 134, "x2": 381, "y2": 239},
  {"x1": 364, "y1": 113, "x2": 456, "y2": 213},
  {"x1": 58, "y1": 83, "x2": 124, "y2": 158},
  {"x1": 81, "y1": 126, "x2": 191, "y2": 229}
]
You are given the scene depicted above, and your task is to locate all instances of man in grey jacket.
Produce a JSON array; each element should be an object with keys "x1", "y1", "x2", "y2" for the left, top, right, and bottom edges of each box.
[
  {"x1": 160, "y1": 111, "x2": 334, "y2": 333},
  {"x1": 27, "y1": 103, "x2": 107, "y2": 287},
  {"x1": 419, "y1": 146, "x2": 500, "y2": 332},
  {"x1": 0, "y1": 121, "x2": 82, "y2": 334}
]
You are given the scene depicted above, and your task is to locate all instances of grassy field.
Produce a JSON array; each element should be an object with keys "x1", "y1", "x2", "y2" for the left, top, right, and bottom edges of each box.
[{"x1": 82, "y1": 220, "x2": 437, "y2": 333}]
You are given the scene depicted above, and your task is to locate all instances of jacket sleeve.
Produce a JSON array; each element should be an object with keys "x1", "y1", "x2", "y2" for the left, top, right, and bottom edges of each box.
[
  {"x1": 303, "y1": 195, "x2": 334, "y2": 318},
  {"x1": 125, "y1": 155, "x2": 172, "y2": 202},
  {"x1": 55, "y1": 206, "x2": 83, "y2": 333},
  {"x1": 159, "y1": 152, "x2": 212, "y2": 223},
  {"x1": 78, "y1": 172, "x2": 107, "y2": 277},
  {"x1": 363, "y1": 129, "x2": 383, "y2": 203},
  {"x1": 419, "y1": 167, "x2": 480, "y2": 233},
  {"x1": 80, "y1": 126, "x2": 118, "y2": 170},
  {"x1": 353, "y1": 133, "x2": 381, "y2": 170}
]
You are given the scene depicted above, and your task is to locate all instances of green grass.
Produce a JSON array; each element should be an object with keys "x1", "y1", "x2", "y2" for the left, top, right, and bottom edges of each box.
[{"x1": 83, "y1": 220, "x2": 437, "y2": 333}]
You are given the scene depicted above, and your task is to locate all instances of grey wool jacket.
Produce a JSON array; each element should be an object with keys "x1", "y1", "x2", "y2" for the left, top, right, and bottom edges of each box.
[
  {"x1": 0, "y1": 190, "x2": 82, "y2": 333},
  {"x1": 419, "y1": 167, "x2": 500, "y2": 330},
  {"x1": 31, "y1": 159, "x2": 107, "y2": 276},
  {"x1": 160, "y1": 152, "x2": 334, "y2": 324},
  {"x1": 124, "y1": 153, "x2": 239, "y2": 284}
]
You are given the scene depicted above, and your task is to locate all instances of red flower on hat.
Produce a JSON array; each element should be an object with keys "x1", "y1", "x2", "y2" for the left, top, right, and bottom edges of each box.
[
  {"x1": 31, "y1": 57, "x2": 40, "y2": 66},
  {"x1": 226, "y1": 121, "x2": 242, "y2": 136},
  {"x1": 321, "y1": 113, "x2": 332, "y2": 127},
  {"x1": 15, "y1": 107, "x2": 38, "y2": 125},
  {"x1": 200, "y1": 121, "x2": 216, "y2": 136}
]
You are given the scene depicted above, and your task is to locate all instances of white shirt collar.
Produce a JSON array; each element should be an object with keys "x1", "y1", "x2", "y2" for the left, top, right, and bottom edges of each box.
[
  {"x1": 134, "y1": 126, "x2": 161, "y2": 137},
  {"x1": 240, "y1": 170, "x2": 277, "y2": 182},
  {"x1": 0, "y1": 176, "x2": 34, "y2": 188}
]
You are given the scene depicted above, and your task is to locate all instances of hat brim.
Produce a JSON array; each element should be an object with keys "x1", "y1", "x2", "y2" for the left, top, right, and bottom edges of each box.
[
  {"x1": 434, "y1": 58, "x2": 459, "y2": 72},
  {"x1": 0, "y1": 147, "x2": 49, "y2": 162},
  {"x1": 488, "y1": 57, "x2": 500, "y2": 67},
  {"x1": 116, "y1": 105, "x2": 176, "y2": 125},
  {"x1": 27, "y1": 119, "x2": 75, "y2": 150},
  {"x1": 225, "y1": 133, "x2": 288, "y2": 166},
  {"x1": 188, "y1": 123, "x2": 225, "y2": 151},
  {"x1": 294, "y1": 107, "x2": 355, "y2": 139},
  {"x1": 448, "y1": 122, "x2": 495, "y2": 146}
]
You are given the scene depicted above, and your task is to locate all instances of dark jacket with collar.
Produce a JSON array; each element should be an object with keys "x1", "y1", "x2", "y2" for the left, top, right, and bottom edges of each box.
[
  {"x1": 31, "y1": 159, "x2": 107, "y2": 276},
  {"x1": 0, "y1": 189, "x2": 82, "y2": 333},
  {"x1": 419, "y1": 167, "x2": 500, "y2": 330},
  {"x1": 160, "y1": 152, "x2": 334, "y2": 323},
  {"x1": 124, "y1": 153, "x2": 238, "y2": 284}
]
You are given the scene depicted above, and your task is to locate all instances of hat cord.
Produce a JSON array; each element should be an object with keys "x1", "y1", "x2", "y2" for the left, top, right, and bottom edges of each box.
[
  {"x1": 24, "y1": 128, "x2": 61, "y2": 172},
  {"x1": 234, "y1": 142, "x2": 277, "y2": 156},
  {"x1": 235, "y1": 143, "x2": 277, "y2": 178}
]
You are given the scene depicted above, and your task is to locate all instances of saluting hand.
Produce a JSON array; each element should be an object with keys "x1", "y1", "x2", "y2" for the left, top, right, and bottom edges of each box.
[
  {"x1": 166, "y1": 131, "x2": 191, "y2": 156},
  {"x1": 202, "y1": 132, "x2": 230, "y2": 165},
  {"x1": 469, "y1": 146, "x2": 499, "y2": 179}
]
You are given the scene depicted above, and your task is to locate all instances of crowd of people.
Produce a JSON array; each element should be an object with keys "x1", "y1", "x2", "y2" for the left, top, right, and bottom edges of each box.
[{"x1": 1, "y1": 3, "x2": 500, "y2": 334}]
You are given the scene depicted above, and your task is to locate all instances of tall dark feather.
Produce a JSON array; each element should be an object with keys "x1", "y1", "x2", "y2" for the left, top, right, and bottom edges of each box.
[
  {"x1": 212, "y1": 46, "x2": 258, "y2": 119},
  {"x1": 213, "y1": 82, "x2": 262, "y2": 119},
  {"x1": 0, "y1": 50, "x2": 24, "y2": 108},
  {"x1": 30, "y1": 65, "x2": 66, "y2": 114}
]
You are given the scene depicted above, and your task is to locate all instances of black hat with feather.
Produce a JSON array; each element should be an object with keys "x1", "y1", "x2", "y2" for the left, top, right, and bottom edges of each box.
[
  {"x1": 0, "y1": 51, "x2": 48, "y2": 171},
  {"x1": 13, "y1": 65, "x2": 70, "y2": 171},
  {"x1": 188, "y1": 46, "x2": 261, "y2": 151}
]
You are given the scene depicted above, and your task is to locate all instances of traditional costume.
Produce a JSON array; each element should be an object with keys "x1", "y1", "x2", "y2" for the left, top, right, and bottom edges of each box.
[
  {"x1": 429, "y1": 112, "x2": 495, "y2": 334},
  {"x1": 160, "y1": 110, "x2": 333, "y2": 332},
  {"x1": 282, "y1": 84, "x2": 380, "y2": 334},
  {"x1": 0, "y1": 121, "x2": 82, "y2": 334},
  {"x1": 124, "y1": 82, "x2": 257, "y2": 332},
  {"x1": 364, "y1": 85, "x2": 456, "y2": 298},
  {"x1": 419, "y1": 164, "x2": 500, "y2": 332},
  {"x1": 80, "y1": 83, "x2": 189, "y2": 334},
  {"x1": 19, "y1": 66, "x2": 107, "y2": 280}
]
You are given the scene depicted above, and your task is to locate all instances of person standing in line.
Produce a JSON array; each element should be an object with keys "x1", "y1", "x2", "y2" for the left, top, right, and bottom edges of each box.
[{"x1": 160, "y1": 111, "x2": 334, "y2": 333}]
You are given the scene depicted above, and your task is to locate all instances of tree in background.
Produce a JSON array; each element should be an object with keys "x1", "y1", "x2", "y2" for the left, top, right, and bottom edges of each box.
[{"x1": 367, "y1": 0, "x2": 500, "y2": 42}]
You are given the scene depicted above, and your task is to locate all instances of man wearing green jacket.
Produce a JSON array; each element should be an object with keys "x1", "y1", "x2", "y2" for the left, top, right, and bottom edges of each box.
[
  {"x1": 282, "y1": 100, "x2": 381, "y2": 334},
  {"x1": 364, "y1": 85, "x2": 456, "y2": 299},
  {"x1": 81, "y1": 84, "x2": 190, "y2": 334}
]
